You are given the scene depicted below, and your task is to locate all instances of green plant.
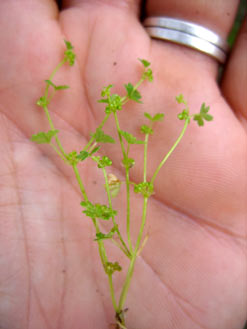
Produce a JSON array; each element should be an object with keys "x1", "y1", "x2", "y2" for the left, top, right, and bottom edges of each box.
[{"x1": 31, "y1": 40, "x2": 213, "y2": 329}]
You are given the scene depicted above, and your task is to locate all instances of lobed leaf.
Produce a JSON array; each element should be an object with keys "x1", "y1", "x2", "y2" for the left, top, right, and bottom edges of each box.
[
  {"x1": 120, "y1": 130, "x2": 144, "y2": 144},
  {"x1": 138, "y1": 58, "x2": 151, "y2": 68},
  {"x1": 124, "y1": 83, "x2": 142, "y2": 103},
  {"x1": 31, "y1": 130, "x2": 59, "y2": 144},
  {"x1": 92, "y1": 128, "x2": 115, "y2": 144}
]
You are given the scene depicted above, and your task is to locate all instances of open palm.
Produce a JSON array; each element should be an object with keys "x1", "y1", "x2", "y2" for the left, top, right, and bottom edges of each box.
[{"x1": 0, "y1": 1, "x2": 246, "y2": 329}]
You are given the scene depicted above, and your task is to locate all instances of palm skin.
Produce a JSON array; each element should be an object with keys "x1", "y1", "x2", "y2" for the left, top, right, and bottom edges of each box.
[{"x1": 0, "y1": 1, "x2": 246, "y2": 329}]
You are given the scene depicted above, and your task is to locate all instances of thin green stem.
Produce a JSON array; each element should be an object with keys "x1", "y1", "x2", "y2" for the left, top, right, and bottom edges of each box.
[
  {"x1": 50, "y1": 143, "x2": 67, "y2": 162},
  {"x1": 113, "y1": 112, "x2": 126, "y2": 157},
  {"x1": 72, "y1": 163, "x2": 118, "y2": 313},
  {"x1": 84, "y1": 113, "x2": 111, "y2": 151},
  {"x1": 108, "y1": 275, "x2": 118, "y2": 312},
  {"x1": 44, "y1": 59, "x2": 66, "y2": 99},
  {"x1": 143, "y1": 133, "x2": 149, "y2": 183},
  {"x1": 43, "y1": 105, "x2": 67, "y2": 159},
  {"x1": 151, "y1": 119, "x2": 189, "y2": 185},
  {"x1": 72, "y1": 164, "x2": 88, "y2": 202},
  {"x1": 102, "y1": 167, "x2": 130, "y2": 257},
  {"x1": 118, "y1": 197, "x2": 148, "y2": 312},
  {"x1": 125, "y1": 167, "x2": 133, "y2": 253}
]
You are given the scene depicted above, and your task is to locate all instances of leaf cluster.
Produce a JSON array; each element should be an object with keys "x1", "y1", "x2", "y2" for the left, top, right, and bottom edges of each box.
[
  {"x1": 81, "y1": 201, "x2": 117, "y2": 220},
  {"x1": 104, "y1": 261, "x2": 122, "y2": 275},
  {"x1": 177, "y1": 109, "x2": 190, "y2": 121},
  {"x1": 134, "y1": 182, "x2": 154, "y2": 198},
  {"x1": 98, "y1": 85, "x2": 123, "y2": 114},
  {"x1": 93, "y1": 155, "x2": 112, "y2": 168},
  {"x1": 95, "y1": 226, "x2": 117, "y2": 241},
  {"x1": 64, "y1": 40, "x2": 76, "y2": 66}
]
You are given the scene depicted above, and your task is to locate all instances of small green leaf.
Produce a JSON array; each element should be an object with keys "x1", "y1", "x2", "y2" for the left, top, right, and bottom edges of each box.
[
  {"x1": 90, "y1": 146, "x2": 100, "y2": 155},
  {"x1": 153, "y1": 113, "x2": 165, "y2": 122},
  {"x1": 64, "y1": 40, "x2": 73, "y2": 50},
  {"x1": 193, "y1": 103, "x2": 213, "y2": 126},
  {"x1": 81, "y1": 201, "x2": 117, "y2": 220},
  {"x1": 176, "y1": 94, "x2": 187, "y2": 105},
  {"x1": 144, "y1": 112, "x2": 153, "y2": 120},
  {"x1": 120, "y1": 130, "x2": 144, "y2": 144},
  {"x1": 200, "y1": 103, "x2": 210, "y2": 114},
  {"x1": 144, "y1": 112, "x2": 164, "y2": 122},
  {"x1": 140, "y1": 125, "x2": 153, "y2": 135},
  {"x1": 138, "y1": 58, "x2": 151, "y2": 68},
  {"x1": 193, "y1": 114, "x2": 204, "y2": 126},
  {"x1": 124, "y1": 83, "x2": 142, "y2": 103},
  {"x1": 31, "y1": 130, "x2": 59, "y2": 144},
  {"x1": 203, "y1": 113, "x2": 213, "y2": 122},
  {"x1": 92, "y1": 128, "x2": 115, "y2": 144},
  {"x1": 76, "y1": 151, "x2": 89, "y2": 161},
  {"x1": 142, "y1": 68, "x2": 153, "y2": 82}
]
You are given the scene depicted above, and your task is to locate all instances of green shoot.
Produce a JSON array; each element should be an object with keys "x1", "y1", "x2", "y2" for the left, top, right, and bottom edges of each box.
[{"x1": 31, "y1": 40, "x2": 212, "y2": 328}]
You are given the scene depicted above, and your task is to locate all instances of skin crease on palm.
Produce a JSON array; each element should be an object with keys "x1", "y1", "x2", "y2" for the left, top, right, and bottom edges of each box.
[{"x1": 0, "y1": 0, "x2": 246, "y2": 328}]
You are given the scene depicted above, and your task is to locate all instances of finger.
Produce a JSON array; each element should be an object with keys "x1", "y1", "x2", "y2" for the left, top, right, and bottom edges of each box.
[
  {"x1": 0, "y1": 0, "x2": 60, "y2": 88},
  {"x1": 145, "y1": 0, "x2": 239, "y2": 73},
  {"x1": 60, "y1": 0, "x2": 141, "y2": 15},
  {"x1": 221, "y1": 18, "x2": 247, "y2": 123}
]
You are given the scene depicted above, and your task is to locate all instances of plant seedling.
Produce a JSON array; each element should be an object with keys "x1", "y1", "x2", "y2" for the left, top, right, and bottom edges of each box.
[{"x1": 31, "y1": 40, "x2": 213, "y2": 329}]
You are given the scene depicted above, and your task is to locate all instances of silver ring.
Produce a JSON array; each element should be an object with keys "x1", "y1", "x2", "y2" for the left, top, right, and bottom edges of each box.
[{"x1": 143, "y1": 17, "x2": 229, "y2": 63}]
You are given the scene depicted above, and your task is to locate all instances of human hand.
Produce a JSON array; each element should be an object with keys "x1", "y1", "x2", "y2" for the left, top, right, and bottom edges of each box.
[{"x1": 0, "y1": 1, "x2": 246, "y2": 328}]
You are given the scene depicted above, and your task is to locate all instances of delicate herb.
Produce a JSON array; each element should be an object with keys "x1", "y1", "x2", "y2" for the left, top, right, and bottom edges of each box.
[{"x1": 32, "y1": 44, "x2": 212, "y2": 329}]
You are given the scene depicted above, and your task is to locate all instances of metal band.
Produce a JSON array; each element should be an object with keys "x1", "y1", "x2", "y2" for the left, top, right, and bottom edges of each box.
[{"x1": 143, "y1": 17, "x2": 229, "y2": 63}]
